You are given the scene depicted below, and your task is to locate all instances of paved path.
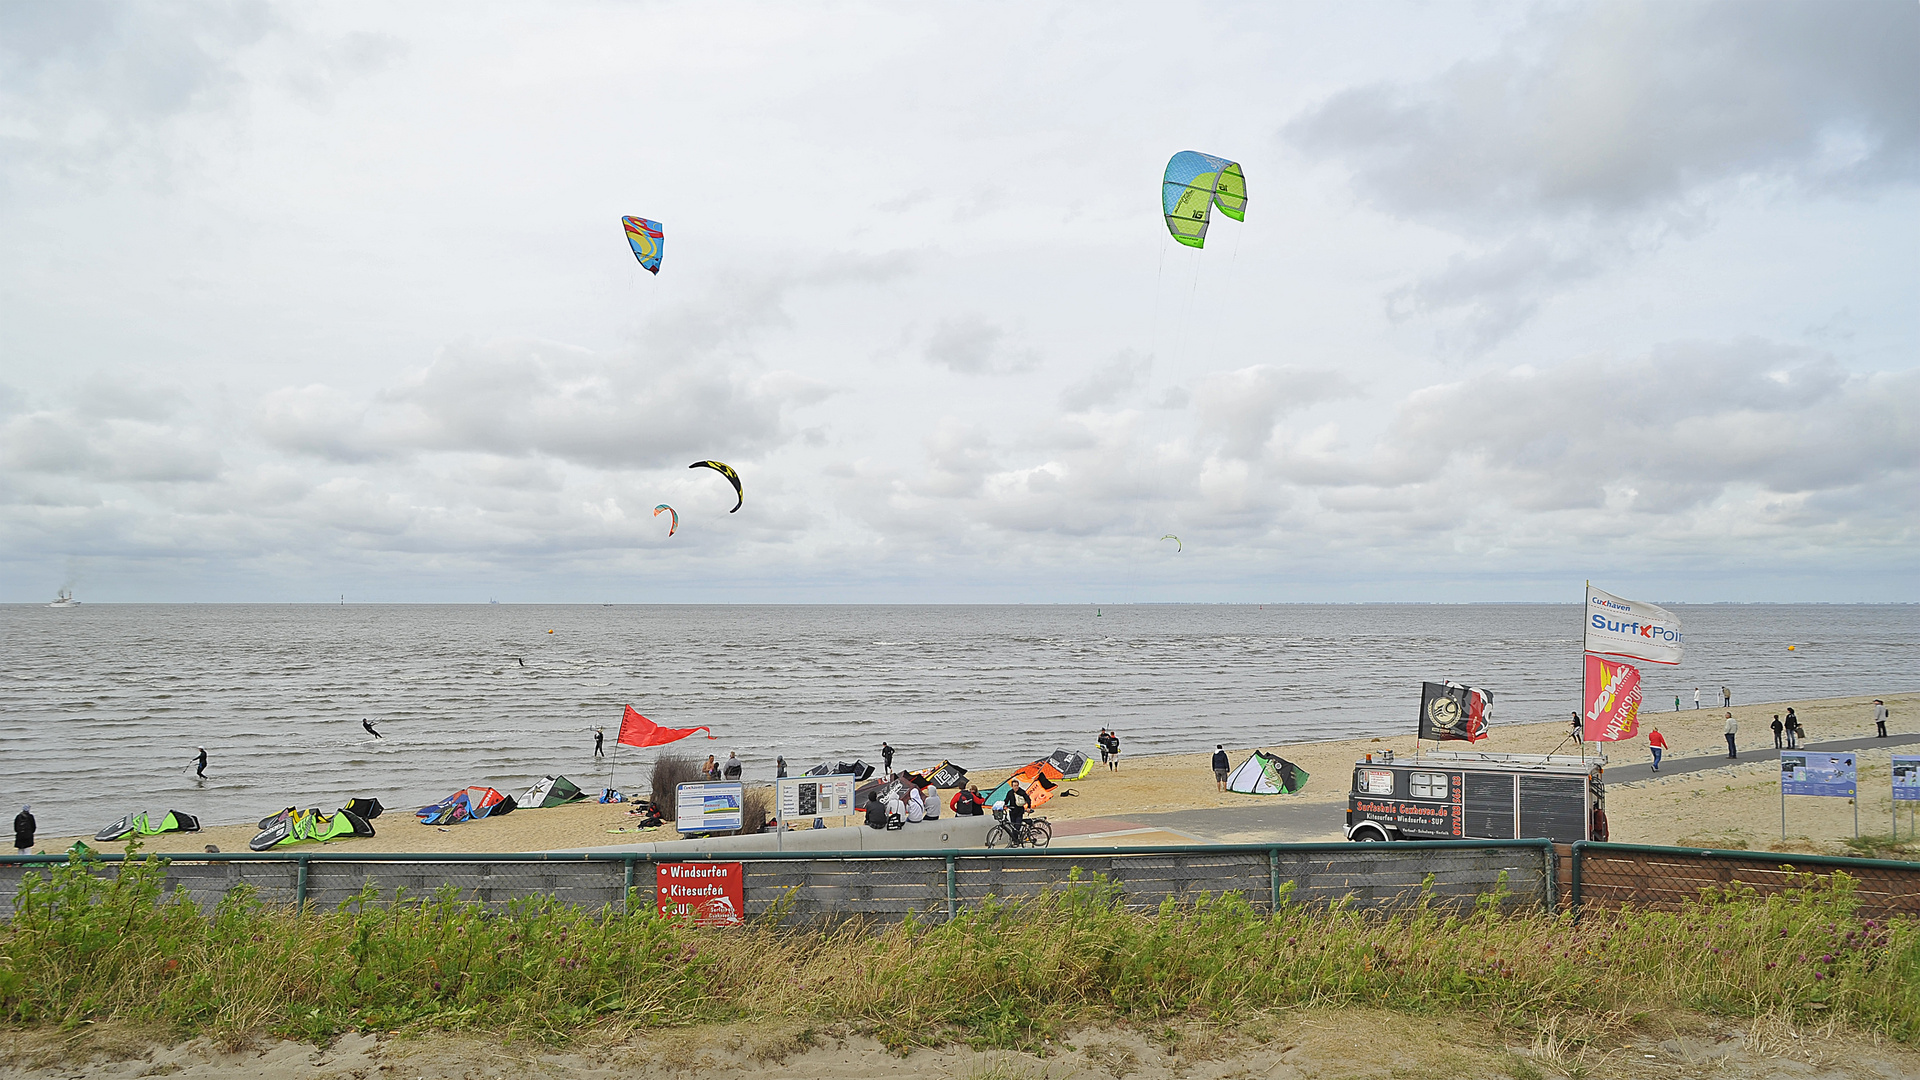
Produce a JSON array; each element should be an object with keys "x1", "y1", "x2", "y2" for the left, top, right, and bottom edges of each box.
[{"x1": 1603, "y1": 731, "x2": 1920, "y2": 784}]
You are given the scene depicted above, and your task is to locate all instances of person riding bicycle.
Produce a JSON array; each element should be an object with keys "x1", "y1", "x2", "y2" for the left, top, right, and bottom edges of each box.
[{"x1": 1004, "y1": 782, "x2": 1032, "y2": 832}]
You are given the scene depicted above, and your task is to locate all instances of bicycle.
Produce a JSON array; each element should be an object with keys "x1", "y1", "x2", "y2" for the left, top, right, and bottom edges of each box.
[{"x1": 985, "y1": 809, "x2": 1051, "y2": 848}]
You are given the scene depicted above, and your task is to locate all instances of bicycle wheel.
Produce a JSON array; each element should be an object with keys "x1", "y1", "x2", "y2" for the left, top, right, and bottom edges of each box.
[
  {"x1": 1027, "y1": 820, "x2": 1052, "y2": 847},
  {"x1": 985, "y1": 824, "x2": 1014, "y2": 849}
]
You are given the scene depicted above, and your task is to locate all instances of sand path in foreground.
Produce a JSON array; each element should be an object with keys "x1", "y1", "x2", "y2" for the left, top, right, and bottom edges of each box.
[{"x1": 48, "y1": 691, "x2": 1916, "y2": 857}]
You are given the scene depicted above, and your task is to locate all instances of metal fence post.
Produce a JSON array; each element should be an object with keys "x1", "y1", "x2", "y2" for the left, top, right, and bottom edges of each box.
[
  {"x1": 295, "y1": 856, "x2": 310, "y2": 913},
  {"x1": 623, "y1": 855, "x2": 636, "y2": 914},
  {"x1": 946, "y1": 853, "x2": 958, "y2": 921},
  {"x1": 1569, "y1": 841, "x2": 1585, "y2": 922},
  {"x1": 1269, "y1": 848, "x2": 1281, "y2": 913},
  {"x1": 1542, "y1": 841, "x2": 1556, "y2": 915}
]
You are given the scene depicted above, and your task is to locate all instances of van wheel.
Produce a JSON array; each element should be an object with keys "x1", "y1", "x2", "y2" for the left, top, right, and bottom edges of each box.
[{"x1": 1350, "y1": 824, "x2": 1390, "y2": 843}]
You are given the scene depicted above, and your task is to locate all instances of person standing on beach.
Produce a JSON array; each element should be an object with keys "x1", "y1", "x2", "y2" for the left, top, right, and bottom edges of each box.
[
  {"x1": 776, "y1": 755, "x2": 788, "y2": 778},
  {"x1": 1873, "y1": 700, "x2": 1889, "y2": 738},
  {"x1": 1771, "y1": 715, "x2": 1784, "y2": 748},
  {"x1": 593, "y1": 728, "x2": 604, "y2": 758},
  {"x1": 1674, "y1": 695, "x2": 1681, "y2": 712},
  {"x1": 1785, "y1": 708, "x2": 1801, "y2": 747},
  {"x1": 1098, "y1": 729, "x2": 1111, "y2": 768},
  {"x1": 1106, "y1": 731, "x2": 1121, "y2": 771},
  {"x1": 1648, "y1": 729, "x2": 1666, "y2": 772},
  {"x1": 13, "y1": 805, "x2": 33, "y2": 855},
  {"x1": 1212, "y1": 745, "x2": 1230, "y2": 791},
  {"x1": 192, "y1": 747, "x2": 207, "y2": 778},
  {"x1": 1722, "y1": 686, "x2": 1732, "y2": 708},
  {"x1": 1693, "y1": 688, "x2": 1701, "y2": 710},
  {"x1": 881, "y1": 742, "x2": 894, "y2": 774},
  {"x1": 1723, "y1": 713, "x2": 1738, "y2": 759}
]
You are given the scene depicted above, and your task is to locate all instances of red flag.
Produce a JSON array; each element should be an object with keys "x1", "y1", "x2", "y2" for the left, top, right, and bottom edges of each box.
[
  {"x1": 617, "y1": 705, "x2": 711, "y2": 748},
  {"x1": 1582, "y1": 653, "x2": 1642, "y2": 742}
]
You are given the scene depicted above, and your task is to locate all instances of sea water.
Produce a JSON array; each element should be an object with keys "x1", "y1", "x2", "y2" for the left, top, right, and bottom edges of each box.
[{"x1": 4, "y1": 603, "x2": 1914, "y2": 836}]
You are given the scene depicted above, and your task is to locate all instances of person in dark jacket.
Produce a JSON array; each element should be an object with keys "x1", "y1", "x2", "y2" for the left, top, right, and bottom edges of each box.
[
  {"x1": 13, "y1": 805, "x2": 34, "y2": 855},
  {"x1": 1771, "y1": 715, "x2": 1784, "y2": 748},
  {"x1": 864, "y1": 790, "x2": 890, "y2": 829},
  {"x1": 1212, "y1": 745, "x2": 1231, "y2": 790},
  {"x1": 950, "y1": 784, "x2": 985, "y2": 816},
  {"x1": 880, "y1": 742, "x2": 895, "y2": 773}
]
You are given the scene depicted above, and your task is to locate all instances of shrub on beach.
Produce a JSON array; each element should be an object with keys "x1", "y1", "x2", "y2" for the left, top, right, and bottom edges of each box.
[
  {"x1": 1, "y1": 848, "x2": 1914, "y2": 1051},
  {"x1": 645, "y1": 754, "x2": 703, "y2": 804}
]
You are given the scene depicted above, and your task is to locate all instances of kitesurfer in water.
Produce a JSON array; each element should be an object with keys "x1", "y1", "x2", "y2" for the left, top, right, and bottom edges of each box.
[
  {"x1": 881, "y1": 742, "x2": 895, "y2": 774},
  {"x1": 362, "y1": 719, "x2": 382, "y2": 739},
  {"x1": 594, "y1": 728, "x2": 604, "y2": 758},
  {"x1": 193, "y1": 747, "x2": 208, "y2": 778}
]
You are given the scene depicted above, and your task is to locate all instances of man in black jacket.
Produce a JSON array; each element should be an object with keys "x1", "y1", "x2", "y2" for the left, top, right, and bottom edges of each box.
[
  {"x1": 1212, "y1": 746, "x2": 1231, "y2": 790},
  {"x1": 13, "y1": 805, "x2": 34, "y2": 855}
]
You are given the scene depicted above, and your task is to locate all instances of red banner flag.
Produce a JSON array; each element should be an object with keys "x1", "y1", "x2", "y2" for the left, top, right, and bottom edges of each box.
[
  {"x1": 1582, "y1": 653, "x2": 1642, "y2": 742},
  {"x1": 617, "y1": 704, "x2": 711, "y2": 748}
]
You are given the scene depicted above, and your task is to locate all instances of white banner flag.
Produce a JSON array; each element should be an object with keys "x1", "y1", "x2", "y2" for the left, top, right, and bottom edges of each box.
[{"x1": 1584, "y1": 584, "x2": 1684, "y2": 666}]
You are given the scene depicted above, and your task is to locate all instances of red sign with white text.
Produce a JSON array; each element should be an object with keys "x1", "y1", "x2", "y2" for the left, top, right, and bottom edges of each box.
[
  {"x1": 656, "y1": 862, "x2": 744, "y2": 926},
  {"x1": 1583, "y1": 653, "x2": 1642, "y2": 742}
]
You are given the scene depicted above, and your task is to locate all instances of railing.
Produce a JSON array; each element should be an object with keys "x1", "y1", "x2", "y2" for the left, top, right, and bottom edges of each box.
[
  {"x1": 7, "y1": 841, "x2": 1911, "y2": 923},
  {"x1": 1568, "y1": 841, "x2": 1920, "y2": 920},
  {"x1": 0, "y1": 840, "x2": 1556, "y2": 922}
]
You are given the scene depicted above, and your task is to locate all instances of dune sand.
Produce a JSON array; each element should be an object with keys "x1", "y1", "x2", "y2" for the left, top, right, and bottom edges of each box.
[{"x1": 48, "y1": 691, "x2": 1915, "y2": 858}]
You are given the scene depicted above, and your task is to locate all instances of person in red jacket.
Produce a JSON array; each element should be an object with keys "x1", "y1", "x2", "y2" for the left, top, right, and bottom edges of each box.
[
  {"x1": 1647, "y1": 728, "x2": 1667, "y2": 772},
  {"x1": 949, "y1": 783, "x2": 986, "y2": 816}
]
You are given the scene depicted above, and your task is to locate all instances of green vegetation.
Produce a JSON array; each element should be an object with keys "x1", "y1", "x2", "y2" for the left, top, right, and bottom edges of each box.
[{"x1": 2, "y1": 852, "x2": 1914, "y2": 1052}]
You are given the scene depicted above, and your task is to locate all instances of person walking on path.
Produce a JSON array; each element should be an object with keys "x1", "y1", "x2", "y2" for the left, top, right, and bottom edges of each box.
[
  {"x1": 1212, "y1": 745, "x2": 1231, "y2": 790},
  {"x1": 13, "y1": 805, "x2": 33, "y2": 855},
  {"x1": 1873, "y1": 700, "x2": 1890, "y2": 738},
  {"x1": 1771, "y1": 715, "x2": 1784, "y2": 749},
  {"x1": 1693, "y1": 688, "x2": 1701, "y2": 710},
  {"x1": 1648, "y1": 728, "x2": 1667, "y2": 771},
  {"x1": 1722, "y1": 686, "x2": 1732, "y2": 709},
  {"x1": 880, "y1": 742, "x2": 894, "y2": 774},
  {"x1": 192, "y1": 747, "x2": 208, "y2": 778},
  {"x1": 593, "y1": 728, "x2": 604, "y2": 758},
  {"x1": 1723, "y1": 713, "x2": 1738, "y2": 759}
]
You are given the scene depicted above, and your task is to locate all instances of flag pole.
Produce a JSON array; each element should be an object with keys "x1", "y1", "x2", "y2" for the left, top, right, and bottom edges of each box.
[{"x1": 1579, "y1": 581, "x2": 1589, "y2": 760}]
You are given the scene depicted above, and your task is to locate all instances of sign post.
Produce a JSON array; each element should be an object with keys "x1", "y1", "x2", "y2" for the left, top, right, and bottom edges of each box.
[
  {"x1": 675, "y1": 781, "x2": 744, "y2": 836},
  {"x1": 1893, "y1": 755, "x2": 1920, "y2": 841},
  {"x1": 1780, "y1": 752, "x2": 1859, "y2": 840},
  {"x1": 776, "y1": 776, "x2": 855, "y2": 831}
]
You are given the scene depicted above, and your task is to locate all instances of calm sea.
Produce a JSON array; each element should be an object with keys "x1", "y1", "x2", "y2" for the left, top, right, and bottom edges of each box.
[{"x1": 4, "y1": 604, "x2": 1914, "y2": 837}]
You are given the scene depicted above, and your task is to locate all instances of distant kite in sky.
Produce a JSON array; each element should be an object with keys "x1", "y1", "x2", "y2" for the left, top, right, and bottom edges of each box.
[
  {"x1": 654, "y1": 504, "x2": 678, "y2": 537},
  {"x1": 622, "y1": 216, "x2": 664, "y2": 274},
  {"x1": 1160, "y1": 534, "x2": 1182, "y2": 552},
  {"x1": 689, "y1": 460, "x2": 743, "y2": 513},
  {"x1": 1162, "y1": 151, "x2": 1245, "y2": 248}
]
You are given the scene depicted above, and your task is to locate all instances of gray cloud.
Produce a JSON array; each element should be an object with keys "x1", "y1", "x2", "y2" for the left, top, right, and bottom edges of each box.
[
  {"x1": 260, "y1": 339, "x2": 832, "y2": 469},
  {"x1": 1059, "y1": 350, "x2": 1150, "y2": 411},
  {"x1": 1192, "y1": 366, "x2": 1363, "y2": 460},
  {"x1": 923, "y1": 315, "x2": 1037, "y2": 375}
]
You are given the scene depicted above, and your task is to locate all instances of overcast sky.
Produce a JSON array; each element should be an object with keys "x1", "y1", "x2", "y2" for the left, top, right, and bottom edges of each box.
[{"x1": 2, "y1": 1, "x2": 1915, "y2": 603}]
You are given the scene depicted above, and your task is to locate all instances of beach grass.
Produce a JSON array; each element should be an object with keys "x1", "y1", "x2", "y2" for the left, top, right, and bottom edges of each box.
[{"x1": 2, "y1": 848, "x2": 1914, "y2": 1053}]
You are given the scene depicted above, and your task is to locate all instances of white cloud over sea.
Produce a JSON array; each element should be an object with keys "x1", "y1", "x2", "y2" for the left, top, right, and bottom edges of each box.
[{"x1": 2, "y1": 1, "x2": 1915, "y2": 602}]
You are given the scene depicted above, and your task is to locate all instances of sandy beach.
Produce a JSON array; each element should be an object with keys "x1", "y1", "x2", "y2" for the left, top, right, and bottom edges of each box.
[{"x1": 47, "y1": 690, "x2": 1915, "y2": 859}]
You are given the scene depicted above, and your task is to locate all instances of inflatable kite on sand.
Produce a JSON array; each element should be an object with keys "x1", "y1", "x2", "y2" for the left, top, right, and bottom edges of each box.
[{"x1": 1162, "y1": 151, "x2": 1246, "y2": 248}]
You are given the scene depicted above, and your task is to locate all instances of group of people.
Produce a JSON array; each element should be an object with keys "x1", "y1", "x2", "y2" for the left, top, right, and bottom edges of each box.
[
  {"x1": 1097, "y1": 729, "x2": 1122, "y2": 771},
  {"x1": 1686, "y1": 686, "x2": 1735, "y2": 710},
  {"x1": 699, "y1": 753, "x2": 745, "y2": 781}
]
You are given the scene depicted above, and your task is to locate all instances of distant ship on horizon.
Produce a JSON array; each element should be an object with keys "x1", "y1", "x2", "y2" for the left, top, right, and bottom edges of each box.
[{"x1": 48, "y1": 589, "x2": 80, "y2": 608}]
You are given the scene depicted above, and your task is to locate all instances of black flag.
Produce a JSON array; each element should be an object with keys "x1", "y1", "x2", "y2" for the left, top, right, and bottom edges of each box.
[{"x1": 1419, "y1": 681, "x2": 1492, "y2": 742}]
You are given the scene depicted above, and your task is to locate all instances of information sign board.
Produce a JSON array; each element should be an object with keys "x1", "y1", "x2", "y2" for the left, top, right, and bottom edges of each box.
[
  {"x1": 1781, "y1": 753, "x2": 1856, "y2": 798},
  {"x1": 656, "y1": 862, "x2": 743, "y2": 926},
  {"x1": 776, "y1": 775, "x2": 855, "y2": 825},
  {"x1": 675, "y1": 781, "x2": 744, "y2": 834},
  {"x1": 1894, "y1": 756, "x2": 1920, "y2": 802}
]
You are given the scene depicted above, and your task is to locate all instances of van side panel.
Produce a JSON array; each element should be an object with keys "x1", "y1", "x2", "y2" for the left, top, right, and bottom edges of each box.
[
  {"x1": 1463, "y1": 772, "x2": 1516, "y2": 839},
  {"x1": 1518, "y1": 775, "x2": 1587, "y2": 843}
]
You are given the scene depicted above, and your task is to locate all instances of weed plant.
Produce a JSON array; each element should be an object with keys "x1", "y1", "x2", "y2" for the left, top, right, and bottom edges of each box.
[{"x1": 1, "y1": 852, "x2": 1913, "y2": 1051}]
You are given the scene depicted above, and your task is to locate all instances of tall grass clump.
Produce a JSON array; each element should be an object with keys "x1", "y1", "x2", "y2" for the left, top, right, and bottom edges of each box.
[
  {"x1": 3, "y1": 852, "x2": 1914, "y2": 1051},
  {"x1": 646, "y1": 754, "x2": 703, "y2": 801}
]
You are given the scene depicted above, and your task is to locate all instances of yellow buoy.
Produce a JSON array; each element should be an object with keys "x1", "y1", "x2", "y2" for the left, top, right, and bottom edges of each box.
[
  {"x1": 548, "y1": 629, "x2": 555, "y2": 634},
  {"x1": 1787, "y1": 645, "x2": 1796, "y2": 650}
]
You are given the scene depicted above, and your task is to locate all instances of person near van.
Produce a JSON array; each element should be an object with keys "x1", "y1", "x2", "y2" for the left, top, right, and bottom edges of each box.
[
  {"x1": 1723, "y1": 713, "x2": 1738, "y2": 759},
  {"x1": 1873, "y1": 700, "x2": 1889, "y2": 738},
  {"x1": 1771, "y1": 715, "x2": 1784, "y2": 749},
  {"x1": 1647, "y1": 728, "x2": 1667, "y2": 771},
  {"x1": 1212, "y1": 745, "x2": 1230, "y2": 790},
  {"x1": 1004, "y1": 782, "x2": 1032, "y2": 830},
  {"x1": 13, "y1": 805, "x2": 33, "y2": 855}
]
